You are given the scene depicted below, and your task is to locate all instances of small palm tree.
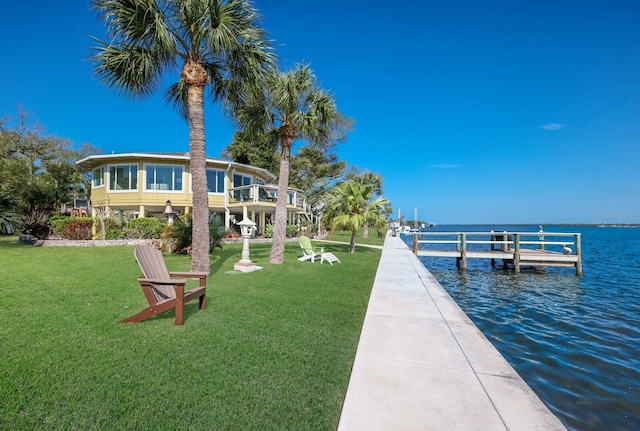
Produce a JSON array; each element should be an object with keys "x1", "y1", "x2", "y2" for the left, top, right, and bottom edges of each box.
[
  {"x1": 237, "y1": 64, "x2": 347, "y2": 264},
  {"x1": 90, "y1": 0, "x2": 274, "y2": 272},
  {"x1": 324, "y1": 181, "x2": 390, "y2": 253},
  {"x1": 345, "y1": 170, "x2": 383, "y2": 238}
]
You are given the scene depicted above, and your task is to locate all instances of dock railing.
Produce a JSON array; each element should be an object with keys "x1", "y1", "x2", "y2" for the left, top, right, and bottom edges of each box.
[{"x1": 409, "y1": 231, "x2": 582, "y2": 275}]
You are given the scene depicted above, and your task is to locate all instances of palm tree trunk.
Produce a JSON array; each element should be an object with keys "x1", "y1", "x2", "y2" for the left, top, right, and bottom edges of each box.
[
  {"x1": 362, "y1": 223, "x2": 369, "y2": 238},
  {"x1": 269, "y1": 132, "x2": 293, "y2": 264},
  {"x1": 187, "y1": 83, "x2": 210, "y2": 273},
  {"x1": 350, "y1": 229, "x2": 357, "y2": 253}
]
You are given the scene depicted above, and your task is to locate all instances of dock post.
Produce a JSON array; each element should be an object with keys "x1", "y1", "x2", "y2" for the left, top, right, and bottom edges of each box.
[
  {"x1": 514, "y1": 234, "x2": 520, "y2": 273},
  {"x1": 413, "y1": 233, "x2": 418, "y2": 255},
  {"x1": 460, "y1": 233, "x2": 467, "y2": 271},
  {"x1": 575, "y1": 234, "x2": 582, "y2": 275}
]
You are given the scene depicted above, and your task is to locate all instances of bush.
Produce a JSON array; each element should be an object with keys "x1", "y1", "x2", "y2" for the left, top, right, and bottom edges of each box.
[
  {"x1": 61, "y1": 220, "x2": 92, "y2": 240},
  {"x1": 122, "y1": 217, "x2": 164, "y2": 239},
  {"x1": 105, "y1": 217, "x2": 123, "y2": 240},
  {"x1": 51, "y1": 216, "x2": 94, "y2": 239},
  {"x1": 20, "y1": 210, "x2": 51, "y2": 239},
  {"x1": 286, "y1": 224, "x2": 299, "y2": 238},
  {"x1": 163, "y1": 215, "x2": 224, "y2": 254},
  {"x1": 264, "y1": 224, "x2": 273, "y2": 238}
]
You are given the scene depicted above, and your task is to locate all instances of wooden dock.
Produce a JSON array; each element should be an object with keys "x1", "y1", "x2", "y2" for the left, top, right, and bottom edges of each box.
[{"x1": 407, "y1": 231, "x2": 582, "y2": 275}]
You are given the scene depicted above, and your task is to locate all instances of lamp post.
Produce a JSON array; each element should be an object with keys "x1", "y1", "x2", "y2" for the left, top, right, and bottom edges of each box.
[
  {"x1": 234, "y1": 205, "x2": 262, "y2": 273},
  {"x1": 163, "y1": 200, "x2": 177, "y2": 226}
]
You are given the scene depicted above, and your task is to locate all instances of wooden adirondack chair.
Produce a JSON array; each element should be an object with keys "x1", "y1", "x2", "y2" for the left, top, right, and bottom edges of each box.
[{"x1": 122, "y1": 245, "x2": 207, "y2": 325}]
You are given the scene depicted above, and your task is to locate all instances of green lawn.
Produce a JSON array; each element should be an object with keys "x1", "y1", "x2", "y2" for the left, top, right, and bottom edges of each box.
[
  {"x1": 323, "y1": 227, "x2": 387, "y2": 247},
  {"x1": 0, "y1": 235, "x2": 382, "y2": 430}
]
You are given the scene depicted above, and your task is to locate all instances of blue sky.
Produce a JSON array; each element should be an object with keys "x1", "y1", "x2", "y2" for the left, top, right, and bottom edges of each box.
[{"x1": 1, "y1": 1, "x2": 639, "y2": 224}]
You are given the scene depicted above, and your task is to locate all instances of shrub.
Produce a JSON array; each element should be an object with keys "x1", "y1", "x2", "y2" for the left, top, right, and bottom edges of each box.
[
  {"x1": 286, "y1": 224, "x2": 299, "y2": 238},
  {"x1": 163, "y1": 215, "x2": 224, "y2": 254},
  {"x1": 105, "y1": 217, "x2": 123, "y2": 240},
  {"x1": 60, "y1": 220, "x2": 93, "y2": 240},
  {"x1": 51, "y1": 216, "x2": 94, "y2": 239},
  {"x1": 20, "y1": 210, "x2": 51, "y2": 239},
  {"x1": 264, "y1": 224, "x2": 273, "y2": 238},
  {"x1": 123, "y1": 217, "x2": 164, "y2": 239}
]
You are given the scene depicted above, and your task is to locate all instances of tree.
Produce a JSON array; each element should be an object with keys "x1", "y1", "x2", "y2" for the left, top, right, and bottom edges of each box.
[
  {"x1": 237, "y1": 64, "x2": 349, "y2": 264},
  {"x1": 324, "y1": 181, "x2": 390, "y2": 253},
  {"x1": 344, "y1": 169, "x2": 384, "y2": 238},
  {"x1": 90, "y1": 0, "x2": 274, "y2": 272},
  {"x1": 0, "y1": 108, "x2": 98, "y2": 217},
  {"x1": 222, "y1": 129, "x2": 280, "y2": 174},
  {"x1": 289, "y1": 145, "x2": 346, "y2": 206}
]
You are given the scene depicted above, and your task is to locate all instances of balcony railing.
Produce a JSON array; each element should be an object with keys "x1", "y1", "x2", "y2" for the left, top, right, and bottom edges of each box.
[{"x1": 229, "y1": 184, "x2": 307, "y2": 211}]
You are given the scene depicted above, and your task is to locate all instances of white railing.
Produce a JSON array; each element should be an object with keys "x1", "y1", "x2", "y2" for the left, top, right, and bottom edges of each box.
[
  {"x1": 405, "y1": 231, "x2": 582, "y2": 274},
  {"x1": 228, "y1": 184, "x2": 307, "y2": 210}
]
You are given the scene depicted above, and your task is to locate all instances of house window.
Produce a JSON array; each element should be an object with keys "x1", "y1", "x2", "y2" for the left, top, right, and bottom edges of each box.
[
  {"x1": 92, "y1": 167, "x2": 104, "y2": 188},
  {"x1": 145, "y1": 164, "x2": 183, "y2": 191},
  {"x1": 109, "y1": 164, "x2": 138, "y2": 191},
  {"x1": 233, "y1": 173, "x2": 253, "y2": 200},
  {"x1": 233, "y1": 173, "x2": 252, "y2": 187},
  {"x1": 206, "y1": 168, "x2": 226, "y2": 193}
]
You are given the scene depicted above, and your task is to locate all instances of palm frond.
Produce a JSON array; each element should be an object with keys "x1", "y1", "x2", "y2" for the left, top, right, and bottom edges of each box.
[{"x1": 164, "y1": 81, "x2": 189, "y2": 120}]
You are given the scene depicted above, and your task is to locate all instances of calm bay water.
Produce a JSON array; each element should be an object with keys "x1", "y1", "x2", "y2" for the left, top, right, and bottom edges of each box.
[{"x1": 403, "y1": 225, "x2": 640, "y2": 431}]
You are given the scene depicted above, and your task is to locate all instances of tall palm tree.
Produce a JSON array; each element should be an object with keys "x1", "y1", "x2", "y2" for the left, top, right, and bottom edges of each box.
[
  {"x1": 237, "y1": 64, "x2": 346, "y2": 264},
  {"x1": 90, "y1": 0, "x2": 274, "y2": 272},
  {"x1": 324, "y1": 181, "x2": 390, "y2": 253}
]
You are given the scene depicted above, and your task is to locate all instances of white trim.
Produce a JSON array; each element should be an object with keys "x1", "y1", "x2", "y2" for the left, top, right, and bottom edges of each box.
[{"x1": 76, "y1": 152, "x2": 276, "y2": 182}]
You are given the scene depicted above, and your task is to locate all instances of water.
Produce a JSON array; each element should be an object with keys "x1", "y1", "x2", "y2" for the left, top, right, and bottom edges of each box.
[{"x1": 403, "y1": 225, "x2": 640, "y2": 431}]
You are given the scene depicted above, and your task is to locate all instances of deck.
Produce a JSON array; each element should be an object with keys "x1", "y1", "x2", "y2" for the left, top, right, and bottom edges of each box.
[{"x1": 406, "y1": 231, "x2": 582, "y2": 274}]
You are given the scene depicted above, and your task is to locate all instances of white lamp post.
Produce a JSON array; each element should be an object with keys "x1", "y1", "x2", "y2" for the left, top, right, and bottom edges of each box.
[
  {"x1": 234, "y1": 206, "x2": 262, "y2": 273},
  {"x1": 163, "y1": 200, "x2": 177, "y2": 226}
]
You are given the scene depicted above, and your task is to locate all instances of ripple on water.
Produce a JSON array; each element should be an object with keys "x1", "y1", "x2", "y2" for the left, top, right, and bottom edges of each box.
[{"x1": 413, "y1": 227, "x2": 640, "y2": 431}]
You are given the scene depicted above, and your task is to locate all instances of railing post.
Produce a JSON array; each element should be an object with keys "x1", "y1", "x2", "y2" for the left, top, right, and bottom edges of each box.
[
  {"x1": 514, "y1": 233, "x2": 520, "y2": 273},
  {"x1": 413, "y1": 233, "x2": 418, "y2": 254},
  {"x1": 460, "y1": 233, "x2": 467, "y2": 271},
  {"x1": 575, "y1": 233, "x2": 582, "y2": 275}
]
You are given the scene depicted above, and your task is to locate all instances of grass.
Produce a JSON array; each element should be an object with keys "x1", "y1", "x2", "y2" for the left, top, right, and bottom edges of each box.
[
  {"x1": 0, "y1": 235, "x2": 382, "y2": 430},
  {"x1": 323, "y1": 227, "x2": 387, "y2": 247}
]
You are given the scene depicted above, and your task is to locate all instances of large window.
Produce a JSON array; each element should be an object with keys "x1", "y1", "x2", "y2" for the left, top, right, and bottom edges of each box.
[
  {"x1": 145, "y1": 164, "x2": 183, "y2": 191},
  {"x1": 233, "y1": 173, "x2": 252, "y2": 187},
  {"x1": 92, "y1": 167, "x2": 104, "y2": 188},
  {"x1": 233, "y1": 173, "x2": 253, "y2": 200},
  {"x1": 207, "y1": 168, "x2": 226, "y2": 193},
  {"x1": 109, "y1": 164, "x2": 138, "y2": 191}
]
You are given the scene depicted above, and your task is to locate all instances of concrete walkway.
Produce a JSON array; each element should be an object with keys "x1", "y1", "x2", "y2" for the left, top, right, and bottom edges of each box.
[{"x1": 337, "y1": 234, "x2": 566, "y2": 431}]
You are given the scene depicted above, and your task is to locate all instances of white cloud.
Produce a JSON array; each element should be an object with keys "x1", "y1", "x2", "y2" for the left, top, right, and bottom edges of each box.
[{"x1": 541, "y1": 123, "x2": 564, "y2": 130}]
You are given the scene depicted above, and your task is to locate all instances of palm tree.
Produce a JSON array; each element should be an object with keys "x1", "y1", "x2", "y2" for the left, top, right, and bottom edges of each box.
[
  {"x1": 237, "y1": 64, "x2": 347, "y2": 264},
  {"x1": 90, "y1": 0, "x2": 274, "y2": 272},
  {"x1": 324, "y1": 181, "x2": 390, "y2": 253},
  {"x1": 345, "y1": 170, "x2": 383, "y2": 238}
]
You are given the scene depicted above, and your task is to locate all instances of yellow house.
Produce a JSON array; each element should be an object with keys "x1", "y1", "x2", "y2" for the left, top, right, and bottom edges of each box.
[{"x1": 76, "y1": 152, "x2": 310, "y2": 235}]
